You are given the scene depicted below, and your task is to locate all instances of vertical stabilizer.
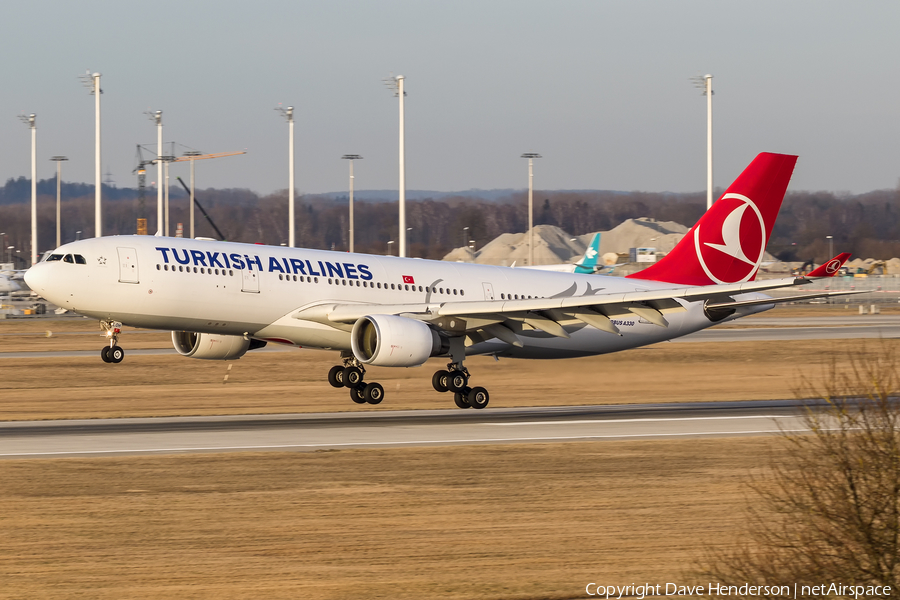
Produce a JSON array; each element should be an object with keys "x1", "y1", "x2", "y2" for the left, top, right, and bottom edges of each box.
[{"x1": 629, "y1": 152, "x2": 797, "y2": 285}]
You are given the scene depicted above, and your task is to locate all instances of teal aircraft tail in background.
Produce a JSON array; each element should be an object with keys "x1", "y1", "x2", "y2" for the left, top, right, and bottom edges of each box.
[{"x1": 573, "y1": 233, "x2": 601, "y2": 274}]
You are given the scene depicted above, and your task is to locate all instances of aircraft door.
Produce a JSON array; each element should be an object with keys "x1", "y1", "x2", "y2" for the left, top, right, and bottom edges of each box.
[
  {"x1": 117, "y1": 247, "x2": 139, "y2": 284},
  {"x1": 482, "y1": 282, "x2": 495, "y2": 300},
  {"x1": 241, "y1": 268, "x2": 259, "y2": 293}
]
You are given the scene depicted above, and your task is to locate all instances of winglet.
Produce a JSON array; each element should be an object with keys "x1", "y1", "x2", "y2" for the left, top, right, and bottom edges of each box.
[{"x1": 806, "y1": 252, "x2": 851, "y2": 278}]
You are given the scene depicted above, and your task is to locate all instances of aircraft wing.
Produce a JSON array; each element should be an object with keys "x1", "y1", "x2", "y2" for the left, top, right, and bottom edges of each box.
[{"x1": 292, "y1": 276, "x2": 836, "y2": 342}]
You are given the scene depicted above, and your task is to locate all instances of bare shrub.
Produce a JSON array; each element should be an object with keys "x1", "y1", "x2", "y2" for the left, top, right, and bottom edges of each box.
[{"x1": 698, "y1": 344, "x2": 900, "y2": 597}]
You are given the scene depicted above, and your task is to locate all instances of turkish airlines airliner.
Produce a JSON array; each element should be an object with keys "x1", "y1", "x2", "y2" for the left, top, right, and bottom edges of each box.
[{"x1": 25, "y1": 152, "x2": 853, "y2": 409}]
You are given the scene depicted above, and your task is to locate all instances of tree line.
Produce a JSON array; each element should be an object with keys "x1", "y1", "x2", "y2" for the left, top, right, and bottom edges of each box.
[{"x1": 0, "y1": 177, "x2": 898, "y2": 266}]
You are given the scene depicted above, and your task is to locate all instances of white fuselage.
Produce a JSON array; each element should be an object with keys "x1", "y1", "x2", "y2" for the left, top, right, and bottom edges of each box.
[{"x1": 25, "y1": 235, "x2": 769, "y2": 359}]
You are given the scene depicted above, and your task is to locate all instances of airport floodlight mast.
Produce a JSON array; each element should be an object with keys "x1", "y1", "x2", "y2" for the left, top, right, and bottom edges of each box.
[
  {"x1": 521, "y1": 153, "x2": 542, "y2": 266},
  {"x1": 146, "y1": 110, "x2": 163, "y2": 235},
  {"x1": 18, "y1": 114, "x2": 37, "y2": 265},
  {"x1": 160, "y1": 152, "x2": 179, "y2": 236},
  {"x1": 342, "y1": 155, "x2": 363, "y2": 253},
  {"x1": 80, "y1": 71, "x2": 102, "y2": 236},
  {"x1": 275, "y1": 105, "x2": 296, "y2": 247},
  {"x1": 51, "y1": 156, "x2": 69, "y2": 249},
  {"x1": 384, "y1": 75, "x2": 407, "y2": 257},
  {"x1": 691, "y1": 73, "x2": 714, "y2": 210},
  {"x1": 183, "y1": 151, "x2": 201, "y2": 239}
]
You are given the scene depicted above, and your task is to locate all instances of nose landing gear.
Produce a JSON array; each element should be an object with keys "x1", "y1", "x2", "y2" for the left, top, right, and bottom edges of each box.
[{"x1": 99, "y1": 320, "x2": 125, "y2": 364}]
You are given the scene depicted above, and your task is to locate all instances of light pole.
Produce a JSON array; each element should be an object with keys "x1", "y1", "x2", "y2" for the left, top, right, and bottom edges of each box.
[
  {"x1": 826, "y1": 235, "x2": 834, "y2": 258},
  {"x1": 6, "y1": 246, "x2": 13, "y2": 265},
  {"x1": 148, "y1": 110, "x2": 163, "y2": 235},
  {"x1": 521, "y1": 153, "x2": 541, "y2": 266},
  {"x1": 19, "y1": 114, "x2": 37, "y2": 266},
  {"x1": 691, "y1": 74, "x2": 714, "y2": 210},
  {"x1": 387, "y1": 240, "x2": 394, "y2": 256},
  {"x1": 80, "y1": 71, "x2": 102, "y2": 236},
  {"x1": 385, "y1": 75, "x2": 407, "y2": 257},
  {"x1": 183, "y1": 151, "x2": 201, "y2": 238},
  {"x1": 463, "y1": 226, "x2": 469, "y2": 248},
  {"x1": 51, "y1": 156, "x2": 68, "y2": 248},
  {"x1": 341, "y1": 155, "x2": 362, "y2": 253},
  {"x1": 161, "y1": 153, "x2": 177, "y2": 236},
  {"x1": 276, "y1": 105, "x2": 296, "y2": 247}
]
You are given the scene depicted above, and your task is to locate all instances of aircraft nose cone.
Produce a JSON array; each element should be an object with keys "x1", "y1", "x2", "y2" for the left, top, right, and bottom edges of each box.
[{"x1": 23, "y1": 263, "x2": 47, "y2": 295}]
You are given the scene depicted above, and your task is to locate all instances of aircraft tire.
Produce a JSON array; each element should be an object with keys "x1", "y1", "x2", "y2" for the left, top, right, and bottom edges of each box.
[
  {"x1": 343, "y1": 366, "x2": 363, "y2": 387},
  {"x1": 454, "y1": 389, "x2": 471, "y2": 409},
  {"x1": 100, "y1": 346, "x2": 112, "y2": 363},
  {"x1": 432, "y1": 370, "x2": 450, "y2": 393},
  {"x1": 448, "y1": 372, "x2": 468, "y2": 393},
  {"x1": 110, "y1": 346, "x2": 125, "y2": 364},
  {"x1": 350, "y1": 385, "x2": 367, "y2": 404},
  {"x1": 467, "y1": 387, "x2": 489, "y2": 410},
  {"x1": 364, "y1": 382, "x2": 384, "y2": 405},
  {"x1": 328, "y1": 365, "x2": 344, "y2": 388}
]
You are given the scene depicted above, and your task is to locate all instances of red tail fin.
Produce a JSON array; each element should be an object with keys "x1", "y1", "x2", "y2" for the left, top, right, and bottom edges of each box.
[
  {"x1": 629, "y1": 152, "x2": 797, "y2": 285},
  {"x1": 806, "y1": 252, "x2": 851, "y2": 278}
]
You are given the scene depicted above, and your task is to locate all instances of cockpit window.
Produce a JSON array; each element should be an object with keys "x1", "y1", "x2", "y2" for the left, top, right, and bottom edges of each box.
[
  {"x1": 63, "y1": 255, "x2": 74, "y2": 263},
  {"x1": 74, "y1": 254, "x2": 86, "y2": 264},
  {"x1": 46, "y1": 254, "x2": 63, "y2": 262}
]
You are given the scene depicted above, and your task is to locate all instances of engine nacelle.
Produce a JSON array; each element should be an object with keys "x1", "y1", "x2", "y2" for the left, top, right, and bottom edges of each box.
[
  {"x1": 171, "y1": 331, "x2": 266, "y2": 360},
  {"x1": 351, "y1": 314, "x2": 446, "y2": 367}
]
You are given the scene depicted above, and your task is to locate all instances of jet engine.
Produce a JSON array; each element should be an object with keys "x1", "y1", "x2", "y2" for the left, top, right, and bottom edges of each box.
[
  {"x1": 351, "y1": 314, "x2": 447, "y2": 367},
  {"x1": 171, "y1": 331, "x2": 267, "y2": 360}
]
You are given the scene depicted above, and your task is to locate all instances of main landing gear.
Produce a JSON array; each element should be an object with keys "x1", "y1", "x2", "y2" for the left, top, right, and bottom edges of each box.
[
  {"x1": 431, "y1": 363, "x2": 489, "y2": 409},
  {"x1": 99, "y1": 320, "x2": 125, "y2": 364},
  {"x1": 327, "y1": 355, "x2": 384, "y2": 405}
]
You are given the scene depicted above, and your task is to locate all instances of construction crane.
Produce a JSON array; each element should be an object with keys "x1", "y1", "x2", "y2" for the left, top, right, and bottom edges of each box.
[
  {"x1": 172, "y1": 151, "x2": 245, "y2": 164},
  {"x1": 132, "y1": 147, "x2": 245, "y2": 235},
  {"x1": 176, "y1": 150, "x2": 246, "y2": 239}
]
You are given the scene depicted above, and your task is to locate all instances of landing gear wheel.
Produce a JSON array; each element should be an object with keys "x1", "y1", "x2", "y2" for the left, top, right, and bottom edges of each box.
[
  {"x1": 343, "y1": 366, "x2": 363, "y2": 387},
  {"x1": 467, "y1": 386, "x2": 489, "y2": 410},
  {"x1": 454, "y1": 388, "x2": 471, "y2": 409},
  {"x1": 109, "y1": 346, "x2": 125, "y2": 363},
  {"x1": 363, "y1": 382, "x2": 384, "y2": 405},
  {"x1": 328, "y1": 365, "x2": 345, "y2": 388},
  {"x1": 448, "y1": 372, "x2": 469, "y2": 393},
  {"x1": 100, "y1": 346, "x2": 112, "y2": 363},
  {"x1": 432, "y1": 370, "x2": 450, "y2": 393},
  {"x1": 350, "y1": 385, "x2": 367, "y2": 404}
]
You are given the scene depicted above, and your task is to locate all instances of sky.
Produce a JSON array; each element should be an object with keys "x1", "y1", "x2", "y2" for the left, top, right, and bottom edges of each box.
[{"x1": 1, "y1": 1, "x2": 898, "y2": 197}]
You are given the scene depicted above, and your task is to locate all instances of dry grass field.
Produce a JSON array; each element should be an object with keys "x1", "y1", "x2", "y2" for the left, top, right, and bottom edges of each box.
[
  {"x1": 0, "y1": 438, "x2": 778, "y2": 600},
  {"x1": 0, "y1": 307, "x2": 885, "y2": 599}
]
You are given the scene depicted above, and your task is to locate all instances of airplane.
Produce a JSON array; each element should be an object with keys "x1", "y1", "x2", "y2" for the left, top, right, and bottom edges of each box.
[
  {"x1": 0, "y1": 273, "x2": 21, "y2": 295},
  {"x1": 25, "y1": 152, "x2": 855, "y2": 410},
  {"x1": 517, "y1": 232, "x2": 614, "y2": 274}
]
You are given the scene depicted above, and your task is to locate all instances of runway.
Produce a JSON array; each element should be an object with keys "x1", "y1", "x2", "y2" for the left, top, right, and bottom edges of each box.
[{"x1": 0, "y1": 400, "x2": 815, "y2": 459}]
